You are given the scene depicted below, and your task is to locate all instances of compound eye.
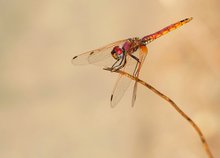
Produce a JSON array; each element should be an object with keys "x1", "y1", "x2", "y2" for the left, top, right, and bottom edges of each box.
[{"x1": 111, "y1": 46, "x2": 123, "y2": 60}]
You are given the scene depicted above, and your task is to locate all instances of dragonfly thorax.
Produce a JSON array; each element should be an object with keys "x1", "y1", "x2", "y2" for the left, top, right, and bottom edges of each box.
[
  {"x1": 111, "y1": 46, "x2": 124, "y2": 60},
  {"x1": 124, "y1": 37, "x2": 142, "y2": 53}
]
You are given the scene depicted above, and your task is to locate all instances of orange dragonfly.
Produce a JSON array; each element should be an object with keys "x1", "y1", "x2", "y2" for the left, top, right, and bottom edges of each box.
[{"x1": 72, "y1": 17, "x2": 192, "y2": 107}]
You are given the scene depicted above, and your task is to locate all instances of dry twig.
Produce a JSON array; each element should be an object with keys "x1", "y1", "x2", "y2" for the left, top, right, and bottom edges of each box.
[{"x1": 105, "y1": 69, "x2": 214, "y2": 158}]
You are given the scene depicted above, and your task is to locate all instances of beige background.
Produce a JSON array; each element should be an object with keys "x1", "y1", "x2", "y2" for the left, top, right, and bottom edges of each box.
[{"x1": 0, "y1": 0, "x2": 219, "y2": 158}]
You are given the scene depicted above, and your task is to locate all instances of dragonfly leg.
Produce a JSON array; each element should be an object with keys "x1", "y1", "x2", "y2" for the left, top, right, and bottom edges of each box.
[
  {"x1": 128, "y1": 54, "x2": 140, "y2": 76},
  {"x1": 133, "y1": 61, "x2": 140, "y2": 77},
  {"x1": 114, "y1": 55, "x2": 127, "y2": 71},
  {"x1": 109, "y1": 53, "x2": 127, "y2": 71},
  {"x1": 129, "y1": 54, "x2": 140, "y2": 63},
  {"x1": 104, "y1": 53, "x2": 127, "y2": 72},
  {"x1": 104, "y1": 57, "x2": 123, "y2": 72},
  {"x1": 111, "y1": 59, "x2": 120, "y2": 69}
]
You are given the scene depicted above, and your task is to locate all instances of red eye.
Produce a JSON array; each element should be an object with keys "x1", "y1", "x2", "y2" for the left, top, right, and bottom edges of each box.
[
  {"x1": 113, "y1": 46, "x2": 123, "y2": 55},
  {"x1": 111, "y1": 46, "x2": 123, "y2": 60}
]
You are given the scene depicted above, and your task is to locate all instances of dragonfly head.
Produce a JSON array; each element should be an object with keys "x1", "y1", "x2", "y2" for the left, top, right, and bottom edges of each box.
[{"x1": 111, "y1": 46, "x2": 124, "y2": 60}]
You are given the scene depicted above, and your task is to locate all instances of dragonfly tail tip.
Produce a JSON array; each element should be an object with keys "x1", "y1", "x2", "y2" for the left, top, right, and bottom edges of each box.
[
  {"x1": 185, "y1": 17, "x2": 193, "y2": 23},
  {"x1": 188, "y1": 17, "x2": 193, "y2": 21}
]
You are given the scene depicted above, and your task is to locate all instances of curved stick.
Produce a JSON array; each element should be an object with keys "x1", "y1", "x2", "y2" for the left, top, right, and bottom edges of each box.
[{"x1": 105, "y1": 69, "x2": 214, "y2": 158}]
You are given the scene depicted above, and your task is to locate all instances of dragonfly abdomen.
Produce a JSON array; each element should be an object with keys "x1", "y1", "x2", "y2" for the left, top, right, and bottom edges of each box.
[{"x1": 141, "y1": 17, "x2": 193, "y2": 44}]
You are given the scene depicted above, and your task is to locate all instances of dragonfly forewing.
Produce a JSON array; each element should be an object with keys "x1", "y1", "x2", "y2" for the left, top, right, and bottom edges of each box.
[{"x1": 72, "y1": 39, "x2": 127, "y2": 67}]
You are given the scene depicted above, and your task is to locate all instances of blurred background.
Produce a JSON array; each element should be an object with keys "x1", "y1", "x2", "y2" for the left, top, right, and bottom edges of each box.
[{"x1": 0, "y1": 0, "x2": 219, "y2": 158}]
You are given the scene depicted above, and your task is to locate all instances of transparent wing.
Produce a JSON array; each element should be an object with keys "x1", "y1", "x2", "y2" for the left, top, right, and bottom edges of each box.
[
  {"x1": 131, "y1": 46, "x2": 148, "y2": 107},
  {"x1": 71, "y1": 39, "x2": 127, "y2": 67},
  {"x1": 110, "y1": 54, "x2": 138, "y2": 108}
]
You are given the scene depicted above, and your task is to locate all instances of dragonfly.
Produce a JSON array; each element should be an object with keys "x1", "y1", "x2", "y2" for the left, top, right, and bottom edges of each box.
[{"x1": 72, "y1": 17, "x2": 193, "y2": 107}]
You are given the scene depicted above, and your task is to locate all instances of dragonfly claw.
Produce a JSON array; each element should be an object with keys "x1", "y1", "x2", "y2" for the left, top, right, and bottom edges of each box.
[
  {"x1": 104, "y1": 67, "x2": 113, "y2": 71},
  {"x1": 103, "y1": 67, "x2": 117, "y2": 72}
]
